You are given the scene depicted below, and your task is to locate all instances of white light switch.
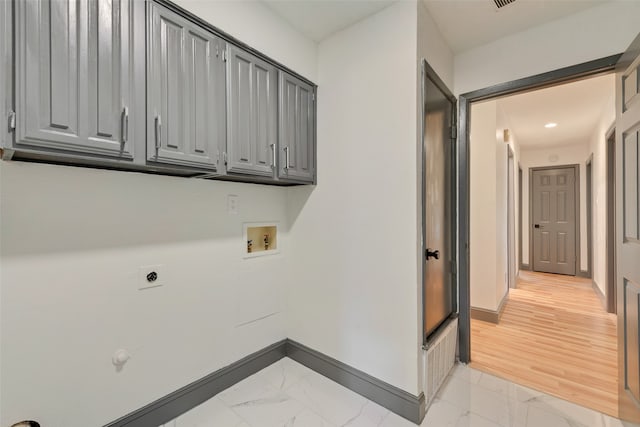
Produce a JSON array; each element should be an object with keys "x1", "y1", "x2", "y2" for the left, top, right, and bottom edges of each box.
[{"x1": 227, "y1": 194, "x2": 239, "y2": 215}]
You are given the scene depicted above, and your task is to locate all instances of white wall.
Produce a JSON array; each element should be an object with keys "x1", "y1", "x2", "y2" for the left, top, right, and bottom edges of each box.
[
  {"x1": 470, "y1": 101, "x2": 498, "y2": 311},
  {"x1": 520, "y1": 144, "x2": 591, "y2": 272},
  {"x1": 287, "y1": 1, "x2": 421, "y2": 395},
  {"x1": 469, "y1": 100, "x2": 520, "y2": 312},
  {"x1": 496, "y1": 104, "x2": 520, "y2": 301},
  {"x1": 0, "y1": 2, "x2": 316, "y2": 426},
  {"x1": 454, "y1": 1, "x2": 640, "y2": 95},
  {"x1": 417, "y1": 0, "x2": 454, "y2": 91},
  {"x1": 588, "y1": 92, "x2": 615, "y2": 295}
]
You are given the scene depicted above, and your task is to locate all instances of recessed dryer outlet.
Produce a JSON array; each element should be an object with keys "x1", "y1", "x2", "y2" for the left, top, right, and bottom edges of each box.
[{"x1": 138, "y1": 264, "x2": 165, "y2": 290}]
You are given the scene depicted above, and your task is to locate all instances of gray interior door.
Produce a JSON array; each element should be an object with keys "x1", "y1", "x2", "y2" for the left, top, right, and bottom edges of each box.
[
  {"x1": 531, "y1": 167, "x2": 577, "y2": 276},
  {"x1": 226, "y1": 46, "x2": 277, "y2": 177},
  {"x1": 423, "y1": 62, "x2": 454, "y2": 340},
  {"x1": 278, "y1": 71, "x2": 315, "y2": 183},
  {"x1": 616, "y1": 32, "x2": 640, "y2": 424},
  {"x1": 16, "y1": 0, "x2": 133, "y2": 158},
  {"x1": 147, "y1": 2, "x2": 225, "y2": 170}
]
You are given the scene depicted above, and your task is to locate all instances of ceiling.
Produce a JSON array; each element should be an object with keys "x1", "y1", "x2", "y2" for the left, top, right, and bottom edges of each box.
[
  {"x1": 493, "y1": 73, "x2": 615, "y2": 149},
  {"x1": 262, "y1": 0, "x2": 609, "y2": 53},
  {"x1": 263, "y1": 0, "x2": 396, "y2": 42},
  {"x1": 423, "y1": 0, "x2": 610, "y2": 53}
]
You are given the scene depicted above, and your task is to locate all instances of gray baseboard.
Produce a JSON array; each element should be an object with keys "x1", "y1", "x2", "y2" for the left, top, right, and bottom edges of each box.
[
  {"x1": 592, "y1": 279, "x2": 607, "y2": 310},
  {"x1": 286, "y1": 339, "x2": 426, "y2": 424},
  {"x1": 520, "y1": 263, "x2": 531, "y2": 271},
  {"x1": 105, "y1": 338, "x2": 426, "y2": 426},
  {"x1": 577, "y1": 270, "x2": 591, "y2": 279},
  {"x1": 104, "y1": 340, "x2": 287, "y2": 427},
  {"x1": 470, "y1": 294, "x2": 509, "y2": 324}
]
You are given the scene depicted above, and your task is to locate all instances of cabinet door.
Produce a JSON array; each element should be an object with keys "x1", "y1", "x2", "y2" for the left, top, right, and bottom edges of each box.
[
  {"x1": 15, "y1": 0, "x2": 133, "y2": 158},
  {"x1": 0, "y1": 0, "x2": 10, "y2": 150},
  {"x1": 226, "y1": 46, "x2": 277, "y2": 177},
  {"x1": 147, "y1": 2, "x2": 225, "y2": 170},
  {"x1": 278, "y1": 72, "x2": 315, "y2": 183}
]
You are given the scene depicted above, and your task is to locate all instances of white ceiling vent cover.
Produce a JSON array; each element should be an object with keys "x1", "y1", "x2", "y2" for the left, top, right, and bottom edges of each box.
[{"x1": 494, "y1": 0, "x2": 516, "y2": 9}]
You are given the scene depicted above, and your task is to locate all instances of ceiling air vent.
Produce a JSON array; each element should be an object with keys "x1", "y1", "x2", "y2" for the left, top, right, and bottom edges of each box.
[{"x1": 494, "y1": 0, "x2": 516, "y2": 9}]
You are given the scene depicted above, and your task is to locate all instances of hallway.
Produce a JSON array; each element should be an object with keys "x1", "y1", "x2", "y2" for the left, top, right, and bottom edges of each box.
[{"x1": 470, "y1": 270, "x2": 618, "y2": 417}]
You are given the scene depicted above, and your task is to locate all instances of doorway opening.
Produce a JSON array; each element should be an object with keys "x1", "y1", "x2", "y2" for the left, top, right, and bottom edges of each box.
[{"x1": 462, "y1": 60, "x2": 619, "y2": 416}]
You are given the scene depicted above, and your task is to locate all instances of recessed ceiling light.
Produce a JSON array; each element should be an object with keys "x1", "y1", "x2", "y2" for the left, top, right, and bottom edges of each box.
[{"x1": 545, "y1": 123, "x2": 557, "y2": 128}]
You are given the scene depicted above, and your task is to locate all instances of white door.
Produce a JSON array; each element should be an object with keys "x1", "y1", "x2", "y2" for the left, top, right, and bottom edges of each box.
[{"x1": 616, "y1": 32, "x2": 640, "y2": 423}]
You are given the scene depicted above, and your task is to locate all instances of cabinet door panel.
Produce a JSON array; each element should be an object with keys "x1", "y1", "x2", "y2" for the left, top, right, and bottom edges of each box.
[
  {"x1": 254, "y1": 62, "x2": 276, "y2": 170},
  {"x1": 226, "y1": 47, "x2": 276, "y2": 176},
  {"x1": 49, "y1": 0, "x2": 76, "y2": 131},
  {"x1": 88, "y1": 0, "x2": 129, "y2": 149},
  {"x1": 160, "y1": 14, "x2": 184, "y2": 150},
  {"x1": 297, "y1": 83, "x2": 313, "y2": 174},
  {"x1": 0, "y1": 0, "x2": 11, "y2": 149},
  {"x1": 278, "y1": 72, "x2": 315, "y2": 183},
  {"x1": 147, "y1": 2, "x2": 223, "y2": 169},
  {"x1": 96, "y1": 0, "x2": 116, "y2": 138},
  {"x1": 190, "y1": 31, "x2": 209, "y2": 155},
  {"x1": 229, "y1": 53, "x2": 253, "y2": 165},
  {"x1": 16, "y1": 0, "x2": 133, "y2": 158}
]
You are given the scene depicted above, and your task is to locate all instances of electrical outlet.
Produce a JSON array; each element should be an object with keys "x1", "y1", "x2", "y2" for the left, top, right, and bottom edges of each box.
[
  {"x1": 138, "y1": 264, "x2": 165, "y2": 290},
  {"x1": 227, "y1": 194, "x2": 238, "y2": 215}
]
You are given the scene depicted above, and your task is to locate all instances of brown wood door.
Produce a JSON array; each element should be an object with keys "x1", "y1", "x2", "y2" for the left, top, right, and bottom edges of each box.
[
  {"x1": 531, "y1": 167, "x2": 577, "y2": 276},
  {"x1": 616, "y1": 31, "x2": 640, "y2": 423}
]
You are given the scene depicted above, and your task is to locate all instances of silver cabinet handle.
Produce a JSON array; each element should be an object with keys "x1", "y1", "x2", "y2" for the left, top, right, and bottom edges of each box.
[
  {"x1": 121, "y1": 107, "x2": 129, "y2": 144},
  {"x1": 8, "y1": 110, "x2": 16, "y2": 132},
  {"x1": 270, "y1": 143, "x2": 276, "y2": 168},
  {"x1": 155, "y1": 115, "x2": 162, "y2": 150},
  {"x1": 284, "y1": 146, "x2": 290, "y2": 170}
]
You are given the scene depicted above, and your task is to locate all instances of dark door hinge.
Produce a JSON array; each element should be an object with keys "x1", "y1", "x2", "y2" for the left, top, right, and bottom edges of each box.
[
  {"x1": 222, "y1": 49, "x2": 228, "y2": 62},
  {"x1": 450, "y1": 125, "x2": 457, "y2": 140}
]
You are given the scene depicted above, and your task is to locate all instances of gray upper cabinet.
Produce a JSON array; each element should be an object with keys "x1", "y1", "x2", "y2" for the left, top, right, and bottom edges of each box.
[
  {"x1": 0, "y1": 0, "x2": 10, "y2": 151},
  {"x1": 4, "y1": 0, "x2": 316, "y2": 184},
  {"x1": 15, "y1": 0, "x2": 134, "y2": 158},
  {"x1": 226, "y1": 46, "x2": 278, "y2": 177},
  {"x1": 147, "y1": 2, "x2": 226, "y2": 170},
  {"x1": 278, "y1": 71, "x2": 316, "y2": 183}
]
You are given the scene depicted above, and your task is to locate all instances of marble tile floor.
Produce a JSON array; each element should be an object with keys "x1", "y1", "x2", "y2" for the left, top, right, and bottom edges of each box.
[{"x1": 160, "y1": 357, "x2": 633, "y2": 427}]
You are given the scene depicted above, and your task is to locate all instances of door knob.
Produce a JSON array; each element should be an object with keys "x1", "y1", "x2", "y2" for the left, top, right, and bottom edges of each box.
[
  {"x1": 426, "y1": 248, "x2": 440, "y2": 260},
  {"x1": 534, "y1": 224, "x2": 544, "y2": 229}
]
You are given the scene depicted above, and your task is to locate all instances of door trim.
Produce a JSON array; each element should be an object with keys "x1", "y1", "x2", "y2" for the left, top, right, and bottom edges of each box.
[
  {"x1": 586, "y1": 154, "x2": 593, "y2": 279},
  {"x1": 457, "y1": 53, "x2": 621, "y2": 363},
  {"x1": 519, "y1": 164, "x2": 529, "y2": 271},
  {"x1": 528, "y1": 164, "x2": 580, "y2": 277},
  {"x1": 420, "y1": 59, "x2": 457, "y2": 345},
  {"x1": 606, "y1": 123, "x2": 617, "y2": 314},
  {"x1": 507, "y1": 146, "x2": 516, "y2": 288}
]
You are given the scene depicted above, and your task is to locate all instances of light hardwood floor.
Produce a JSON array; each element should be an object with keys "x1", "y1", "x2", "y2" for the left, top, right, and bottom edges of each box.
[{"x1": 470, "y1": 270, "x2": 618, "y2": 417}]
